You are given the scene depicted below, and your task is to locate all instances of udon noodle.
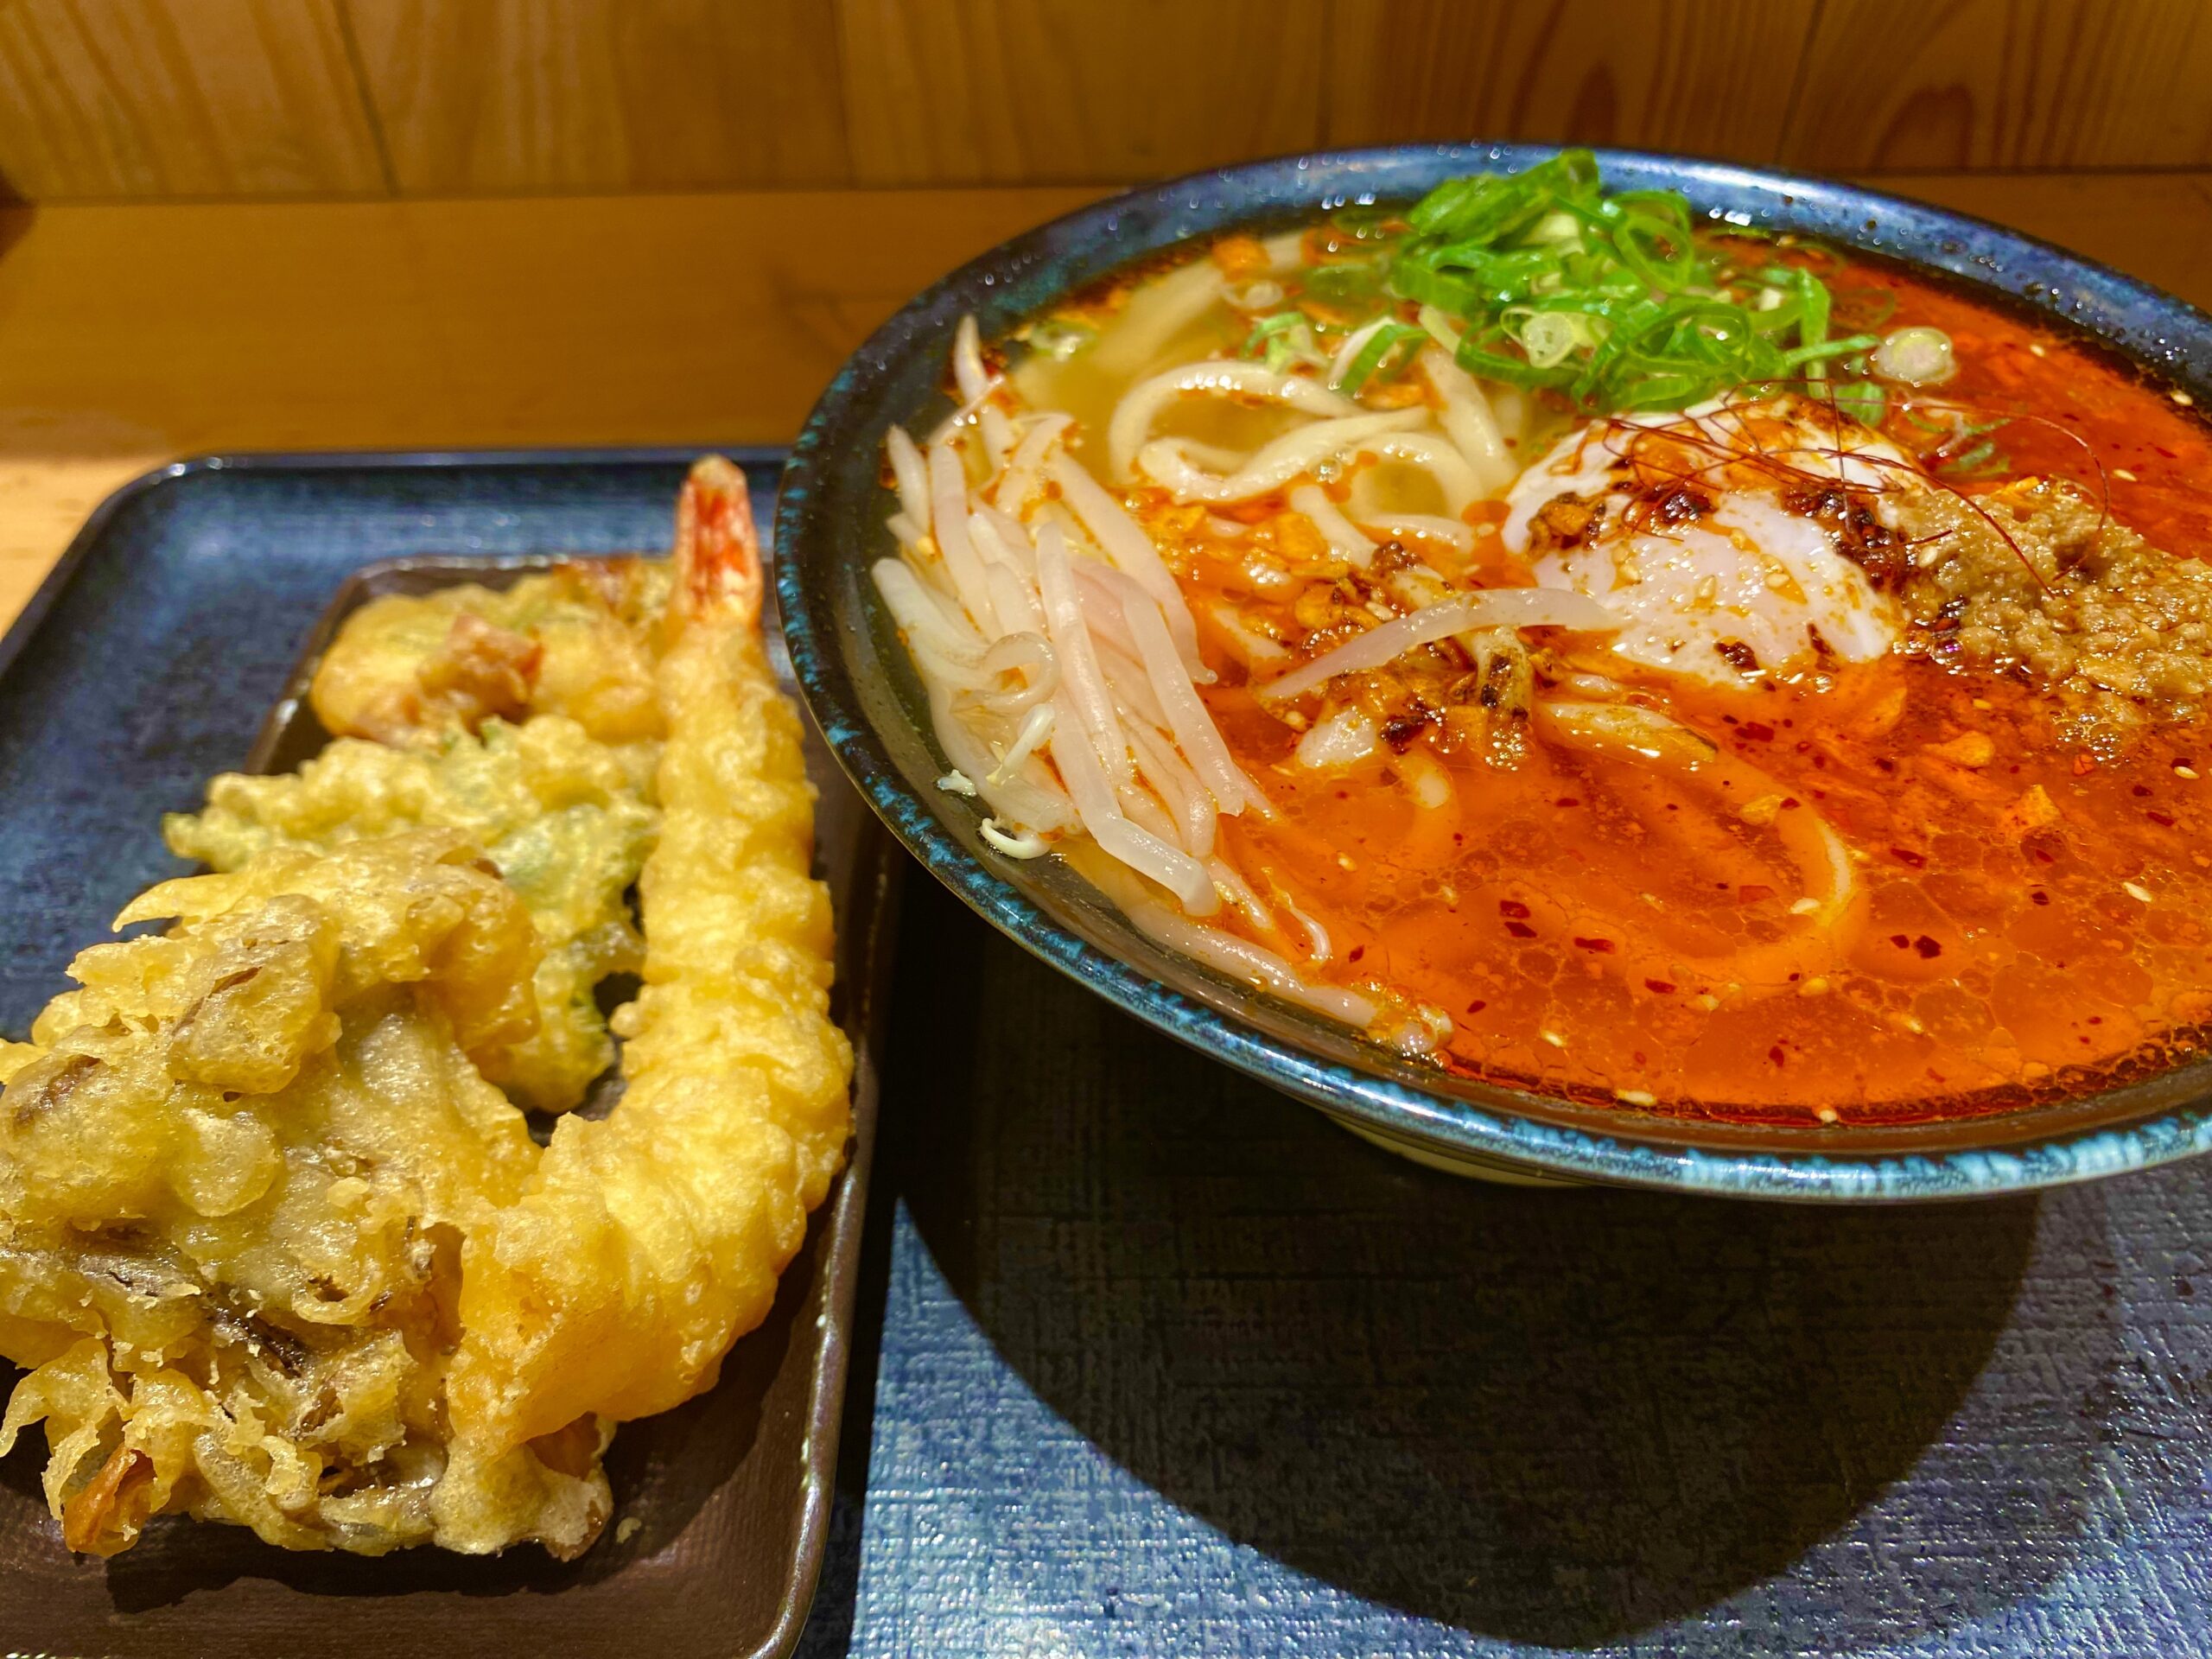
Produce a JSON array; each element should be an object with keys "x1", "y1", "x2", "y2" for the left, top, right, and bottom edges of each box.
[{"x1": 873, "y1": 152, "x2": 2212, "y2": 1125}]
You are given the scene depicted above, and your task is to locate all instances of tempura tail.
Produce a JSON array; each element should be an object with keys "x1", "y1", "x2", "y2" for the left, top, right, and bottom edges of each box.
[{"x1": 439, "y1": 459, "x2": 852, "y2": 1549}]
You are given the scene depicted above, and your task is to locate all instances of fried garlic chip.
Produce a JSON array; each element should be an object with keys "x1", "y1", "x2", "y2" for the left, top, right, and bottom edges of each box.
[
  {"x1": 0, "y1": 460, "x2": 852, "y2": 1560},
  {"x1": 312, "y1": 559, "x2": 672, "y2": 747},
  {"x1": 166, "y1": 716, "x2": 658, "y2": 1114}
]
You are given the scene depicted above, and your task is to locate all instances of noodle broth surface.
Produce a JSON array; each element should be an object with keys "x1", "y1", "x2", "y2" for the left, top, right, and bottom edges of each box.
[
  {"x1": 1023, "y1": 251, "x2": 2212, "y2": 1124},
  {"x1": 870, "y1": 156, "x2": 2212, "y2": 1132}
]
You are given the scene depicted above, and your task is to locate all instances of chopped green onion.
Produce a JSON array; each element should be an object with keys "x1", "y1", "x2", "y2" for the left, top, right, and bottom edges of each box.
[
  {"x1": 1382, "y1": 149, "x2": 1866, "y2": 414},
  {"x1": 1243, "y1": 312, "x2": 1306, "y2": 350},
  {"x1": 1328, "y1": 205, "x2": 1405, "y2": 244},
  {"x1": 1335, "y1": 320, "x2": 1427, "y2": 393},
  {"x1": 1025, "y1": 318, "x2": 1096, "y2": 360},
  {"x1": 1243, "y1": 309, "x2": 1323, "y2": 373},
  {"x1": 1904, "y1": 406, "x2": 2006, "y2": 446},
  {"x1": 1828, "y1": 379, "x2": 1886, "y2": 425},
  {"x1": 1456, "y1": 337, "x2": 1569, "y2": 389},
  {"x1": 1779, "y1": 332, "x2": 1877, "y2": 370},
  {"x1": 1511, "y1": 308, "x2": 1605, "y2": 369},
  {"x1": 1942, "y1": 439, "x2": 2004, "y2": 474},
  {"x1": 1872, "y1": 325, "x2": 1956, "y2": 386},
  {"x1": 1389, "y1": 258, "x2": 1485, "y2": 316},
  {"x1": 1300, "y1": 259, "x2": 1389, "y2": 306}
]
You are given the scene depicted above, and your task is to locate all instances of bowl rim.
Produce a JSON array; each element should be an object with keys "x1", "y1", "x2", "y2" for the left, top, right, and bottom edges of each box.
[{"x1": 775, "y1": 140, "x2": 2212, "y2": 1201}]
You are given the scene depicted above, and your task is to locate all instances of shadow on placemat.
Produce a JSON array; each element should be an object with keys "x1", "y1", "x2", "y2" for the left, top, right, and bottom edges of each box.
[{"x1": 890, "y1": 880, "x2": 2098, "y2": 1649}]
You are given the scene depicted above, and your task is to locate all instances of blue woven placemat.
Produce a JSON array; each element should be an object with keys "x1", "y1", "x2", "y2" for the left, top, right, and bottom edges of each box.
[{"x1": 817, "y1": 874, "x2": 2212, "y2": 1658}]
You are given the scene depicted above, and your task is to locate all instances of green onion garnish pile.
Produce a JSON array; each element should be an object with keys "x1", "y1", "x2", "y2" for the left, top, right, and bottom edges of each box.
[
  {"x1": 1390, "y1": 150, "x2": 1877, "y2": 411},
  {"x1": 1224, "y1": 149, "x2": 1891, "y2": 417}
]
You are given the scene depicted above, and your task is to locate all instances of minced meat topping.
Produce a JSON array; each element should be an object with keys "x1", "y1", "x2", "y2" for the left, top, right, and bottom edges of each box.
[{"x1": 1884, "y1": 477, "x2": 2212, "y2": 751}]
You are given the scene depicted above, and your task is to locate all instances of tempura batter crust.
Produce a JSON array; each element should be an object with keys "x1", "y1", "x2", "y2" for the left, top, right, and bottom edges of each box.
[{"x1": 0, "y1": 461, "x2": 851, "y2": 1558}]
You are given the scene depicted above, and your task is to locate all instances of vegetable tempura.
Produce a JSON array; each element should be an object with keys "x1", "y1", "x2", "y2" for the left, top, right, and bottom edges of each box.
[{"x1": 0, "y1": 461, "x2": 851, "y2": 1557}]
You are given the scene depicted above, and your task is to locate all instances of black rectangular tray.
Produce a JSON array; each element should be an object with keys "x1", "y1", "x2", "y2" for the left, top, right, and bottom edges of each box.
[{"x1": 0, "y1": 449, "x2": 897, "y2": 1658}]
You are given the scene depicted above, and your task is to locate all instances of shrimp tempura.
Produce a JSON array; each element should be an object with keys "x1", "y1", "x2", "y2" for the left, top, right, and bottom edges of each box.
[
  {"x1": 0, "y1": 461, "x2": 852, "y2": 1558},
  {"x1": 438, "y1": 460, "x2": 854, "y2": 1543}
]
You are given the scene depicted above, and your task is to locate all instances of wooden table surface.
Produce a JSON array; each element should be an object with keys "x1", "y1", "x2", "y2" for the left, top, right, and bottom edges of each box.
[{"x1": 0, "y1": 169, "x2": 2208, "y2": 629}]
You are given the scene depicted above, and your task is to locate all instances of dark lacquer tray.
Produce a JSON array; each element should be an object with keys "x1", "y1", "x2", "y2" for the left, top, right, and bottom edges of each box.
[{"x1": 0, "y1": 450, "x2": 898, "y2": 1658}]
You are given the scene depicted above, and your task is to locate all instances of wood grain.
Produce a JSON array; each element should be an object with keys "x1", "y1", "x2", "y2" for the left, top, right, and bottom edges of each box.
[
  {"x1": 1884, "y1": 170, "x2": 2212, "y2": 306},
  {"x1": 3, "y1": 1, "x2": 2212, "y2": 202},
  {"x1": 1325, "y1": 0, "x2": 1821, "y2": 161},
  {"x1": 0, "y1": 186, "x2": 1107, "y2": 622},
  {"x1": 0, "y1": 0, "x2": 385, "y2": 200},
  {"x1": 346, "y1": 0, "x2": 852, "y2": 192},
  {"x1": 1789, "y1": 0, "x2": 2212, "y2": 170},
  {"x1": 836, "y1": 0, "x2": 1325, "y2": 186}
]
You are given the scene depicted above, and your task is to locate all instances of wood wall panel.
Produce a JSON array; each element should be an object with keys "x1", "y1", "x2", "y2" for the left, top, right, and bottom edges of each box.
[
  {"x1": 836, "y1": 0, "x2": 1325, "y2": 186},
  {"x1": 7, "y1": 0, "x2": 2212, "y2": 200},
  {"x1": 1882, "y1": 169, "x2": 2212, "y2": 310},
  {"x1": 1325, "y1": 0, "x2": 1821, "y2": 162},
  {"x1": 345, "y1": 0, "x2": 851, "y2": 193},
  {"x1": 1788, "y1": 0, "x2": 2212, "y2": 170},
  {"x1": 0, "y1": 184, "x2": 1109, "y2": 605},
  {"x1": 0, "y1": 0, "x2": 385, "y2": 199}
]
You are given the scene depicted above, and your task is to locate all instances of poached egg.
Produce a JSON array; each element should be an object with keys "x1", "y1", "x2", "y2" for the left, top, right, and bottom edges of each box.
[{"x1": 1500, "y1": 397, "x2": 1916, "y2": 688}]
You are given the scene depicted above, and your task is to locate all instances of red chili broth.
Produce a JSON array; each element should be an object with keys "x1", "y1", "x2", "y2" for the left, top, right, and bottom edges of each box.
[{"x1": 1180, "y1": 251, "x2": 2212, "y2": 1126}]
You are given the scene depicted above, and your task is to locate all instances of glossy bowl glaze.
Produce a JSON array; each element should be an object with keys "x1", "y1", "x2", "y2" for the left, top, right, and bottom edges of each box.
[{"x1": 776, "y1": 143, "x2": 2212, "y2": 1200}]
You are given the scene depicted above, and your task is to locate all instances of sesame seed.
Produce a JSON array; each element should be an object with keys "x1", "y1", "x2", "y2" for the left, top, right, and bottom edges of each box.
[
  {"x1": 1541, "y1": 1029, "x2": 1566, "y2": 1047},
  {"x1": 2177, "y1": 764, "x2": 2199, "y2": 779},
  {"x1": 1789, "y1": 896, "x2": 1821, "y2": 915},
  {"x1": 1972, "y1": 698, "x2": 1993, "y2": 709},
  {"x1": 1337, "y1": 854, "x2": 1357, "y2": 871},
  {"x1": 1616, "y1": 1089, "x2": 1657, "y2": 1107},
  {"x1": 1694, "y1": 993, "x2": 1720, "y2": 1012},
  {"x1": 2113, "y1": 467, "x2": 2139, "y2": 482},
  {"x1": 2176, "y1": 390, "x2": 2196, "y2": 406},
  {"x1": 1904, "y1": 1015, "x2": 1926, "y2": 1034},
  {"x1": 1800, "y1": 976, "x2": 1831, "y2": 996},
  {"x1": 2124, "y1": 880, "x2": 2154, "y2": 902},
  {"x1": 2029, "y1": 343, "x2": 2048, "y2": 358},
  {"x1": 1815, "y1": 1105, "x2": 1840, "y2": 1124}
]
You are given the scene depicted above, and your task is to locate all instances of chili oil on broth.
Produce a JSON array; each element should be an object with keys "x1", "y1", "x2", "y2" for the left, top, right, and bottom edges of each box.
[
  {"x1": 919, "y1": 211, "x2": 2212, "y2": 1128},
  {"x1": 1817, "y1": 248, "x2": 2212, "y2": 550},
  {"x1": 1209, "y1": 650, "x2": 2212, "y2": 1125}
]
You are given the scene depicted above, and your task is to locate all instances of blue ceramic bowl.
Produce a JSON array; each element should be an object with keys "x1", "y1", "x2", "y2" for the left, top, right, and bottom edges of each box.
[{"x1": 776, "y1": 143, "x2": 2212, "y2": 1200}]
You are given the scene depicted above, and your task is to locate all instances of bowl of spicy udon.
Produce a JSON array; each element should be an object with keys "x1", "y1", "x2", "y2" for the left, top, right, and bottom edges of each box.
[{"x1": 779, "y1": 143, "x2": 2212, "y2": 1198}]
